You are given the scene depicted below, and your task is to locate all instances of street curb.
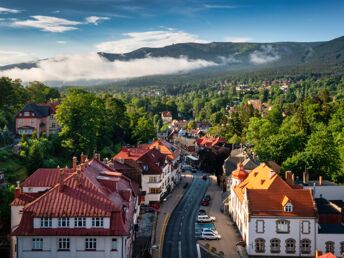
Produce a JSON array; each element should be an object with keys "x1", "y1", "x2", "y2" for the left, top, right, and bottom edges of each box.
[{"x1": 159, "y1": 175, "x2": 194, "y2": 258}]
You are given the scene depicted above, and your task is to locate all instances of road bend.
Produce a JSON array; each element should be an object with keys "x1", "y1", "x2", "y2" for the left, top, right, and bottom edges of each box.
[{"x1": 163, "y1": 172, "x2": 209, "y2": 258}]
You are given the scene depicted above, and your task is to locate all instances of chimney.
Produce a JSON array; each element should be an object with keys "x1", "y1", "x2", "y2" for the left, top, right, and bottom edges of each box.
[
  {"x1": 303, "y1": 171, "x2": 309, "y2": 184},
  {"x1": 80, "y1": 152, "x2": 86, "y2": 163},
  {"x1": 291, "y1": 173, "x2": 295, "y2": 185},
  {"x1": 14, "y1": 181, "x2": 21, "y2": 198},
  {"x1": 285, "y1": 171, "x2": 294, "y2": 185},
  {"x1": 75, "y1": 166, "x2": 81, "y2": 186},
  {"x1": 59, "y1": 167, "x2": 65, "y2": 192},
  {"x1": 72, "y1": 156, "x2": 77, "y2": 172},
  {"x1": 319, "y1": 176, "x2": 323, "y2": 186},
  {"x1": 97, "y1": 153, "x2": 101, "y2": 160}
]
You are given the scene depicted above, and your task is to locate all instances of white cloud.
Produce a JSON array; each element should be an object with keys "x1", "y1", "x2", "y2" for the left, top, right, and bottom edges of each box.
[
  {"x1": 250, "y1": 45, "x2": 280, "y2": 64},
  {"x1": 224, "y1": 36, "x2": 252, "y2": 43},
  {"x1": 57, "y1": 41, "x2": 67, "y2": 44},
  {"x1": 12, "y1": 16, "x2": 81, "y2": 32},
  {"x1": 0, "y1": 50, "x2": 37, "y2": 66},
  {"x1": 85, "y1": 16, "x2": 109, "y2": 25},
  {"x1": 0, "y1": 6, "x2": 21, "y2": 14},
  {"x1": 96, "y1": 30, "x2": 208, "y2": 53},
  {"x1": 0, "y1": 53, "x2": 217, "y2": 82},
  {"x1": 203, "y1": 4, "x2": 237, "y2": 9}
]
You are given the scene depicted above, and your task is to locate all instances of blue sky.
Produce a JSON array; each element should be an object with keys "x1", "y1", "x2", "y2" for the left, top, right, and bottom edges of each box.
[
  {"x1": 0, "y1": 0, "x2": 343, "y2": 81},
  {"x1": 1, "y1": 0, "x2": 344, "y2": 61}
]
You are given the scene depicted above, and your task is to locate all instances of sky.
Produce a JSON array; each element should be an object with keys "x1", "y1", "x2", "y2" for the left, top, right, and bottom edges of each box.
[{"x1": 0, "y1": 0, "x2": 343, "y2": 82}]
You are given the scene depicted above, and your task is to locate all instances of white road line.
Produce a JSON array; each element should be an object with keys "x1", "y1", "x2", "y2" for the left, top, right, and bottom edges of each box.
[
  {"x1": 179, "y1": 241, "x2": 182, "y2": 258},
  {"x1": 196, "y1": 243, "x2": 201, "y2": 258}
]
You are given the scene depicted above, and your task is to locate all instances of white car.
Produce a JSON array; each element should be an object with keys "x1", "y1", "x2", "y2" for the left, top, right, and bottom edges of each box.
[
  {"x1": 197, "y1": 215, "x2": 216, "y2": 223},
  {"x1": 201, "y1": 231, "x2": 221, "y2": 240},
  {"x1": 202, "y1": 228, "x2": 219, "y2": 235}
]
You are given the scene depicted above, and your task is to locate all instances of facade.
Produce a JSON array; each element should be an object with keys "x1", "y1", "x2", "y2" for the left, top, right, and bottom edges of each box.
[
  {"x1": 15, "y1": 102, "x2": 60, "y2": 137},
  {"x1": 228, "y1": 163, "x2": 317, "y2": 257},
  {"x1": 149, "y1": 139, "x2": 182, "y2": 191},
  {"x1": 11, "y1": 155, "x2": 140, "y2": 258},
  {"x1": 113, "y1": 147, "x2": 170, "y2": 208}
]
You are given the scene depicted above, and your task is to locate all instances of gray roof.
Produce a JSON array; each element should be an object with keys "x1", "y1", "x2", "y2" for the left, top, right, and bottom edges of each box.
[
  {"x1": 20, "y1": 103, "x2": 52, "y2": 118},
  {"x1": 318, "y1": 224, "x2": 344, "y2": 234}
]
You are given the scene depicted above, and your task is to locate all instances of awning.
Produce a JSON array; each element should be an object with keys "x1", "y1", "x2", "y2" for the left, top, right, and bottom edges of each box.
[{"x1": 186, "y1": 155, "x2": 198, "y2": 161}]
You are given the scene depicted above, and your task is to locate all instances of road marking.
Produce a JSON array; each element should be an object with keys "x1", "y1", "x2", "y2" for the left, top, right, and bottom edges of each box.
[
  {"x1": 196, "y1": 244, "x2": 201, "y2": 258},
  {"x1": 159, "y1": 212, "x2": 170, "y2": 258},
  {"x1": 179, "y1": 241, "x2": 182, "y2": 258}
]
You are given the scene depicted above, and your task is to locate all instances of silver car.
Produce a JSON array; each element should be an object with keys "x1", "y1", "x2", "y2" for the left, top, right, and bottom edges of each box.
[{"x1": 201, "y1": 231, "x2": 221, "y2": 240}]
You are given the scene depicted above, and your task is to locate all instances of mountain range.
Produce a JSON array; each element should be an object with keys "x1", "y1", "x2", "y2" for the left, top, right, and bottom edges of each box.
[{"x1": 1, "y1": 36, "x2": 344, "y2": 86}]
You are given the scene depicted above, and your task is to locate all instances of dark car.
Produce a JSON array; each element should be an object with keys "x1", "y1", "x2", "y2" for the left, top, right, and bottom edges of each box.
[
  {"x1": 202, "y1": 175, "x2": 207, "y2": 180},
  {"x1": 198, "y1": 209, "x2": 207, "y2": 215},
  {"x1": 201, "y1": 199, "x2": 209, "y2": 206},
  {"x1": 204, "y1": 194, "x2": 211, "y2": 201},
  {"x1": 192, "y1": 168, "x2": 197, "y2": 173}
]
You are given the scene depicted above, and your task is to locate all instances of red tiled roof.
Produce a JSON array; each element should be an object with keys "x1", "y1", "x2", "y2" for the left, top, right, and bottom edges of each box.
[
  {"x1": 21, "y1": 168, "x2": 72, "y2": 188},
  {"x1": 197, "y1": 136, "x2": 226, "y2": 147},
  {"x1": 233, "y1": 163, "x2": 316, "y2": 218},
  {"x1": 12, "y1": 159, "x2": 139, "y2": 236},
  {"x1": 161, "y1": 111, "x2": 172, "y2": 117},
  {"x1": 11, "y1": 192, "x2": 42, "y2": 206},
  {"x1": 149, "y1": 139, "x2": 180, "y2": 160},
  {"x1": 318, "y1": 253, "x2": 337, "y2": 258}
]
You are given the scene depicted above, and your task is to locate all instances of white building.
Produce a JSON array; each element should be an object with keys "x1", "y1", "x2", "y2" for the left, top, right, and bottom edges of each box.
[
  {"x1": 228, "y1": 163, "x2": 317, "y2": 257},
  {"x1": 11, "y1": 156, "x2": 140, "y2": 258}
]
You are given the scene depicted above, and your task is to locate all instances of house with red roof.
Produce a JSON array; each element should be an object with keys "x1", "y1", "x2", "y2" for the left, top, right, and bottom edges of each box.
[
  {"x1": 113, "y1": 147, "x2": 169, "y2": 208},
  {"x1": 15, "y1": 102, "x2": 60, "y2": 137},
  {"x1": 149, "y1": 139, "x2": 181, "y2": 190},
  {"x1": 228, "y1": 163, "x2": 318, "y2": 257},
  {"x1": 196, "y1": 135, "x2": 226, "y2": 149},
  {"x1": 11, "y1": 154, "x2": 139, "y2": 258}
]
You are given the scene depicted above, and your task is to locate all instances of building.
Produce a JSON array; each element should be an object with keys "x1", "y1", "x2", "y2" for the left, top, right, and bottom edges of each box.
[
  {"x1": 113, "y1": 147, "x2": 170, "y2": 208},
  {"x1": 228, "y1": 163, "x2": 317, "y2": 257},
  {"x1": 196, "y1": 136, "x2": 226, "y2": 149},
  {"x1": 15, "y1": 102, "x2": 60, "y2": 137},
  {"x1": 161, "y1": 111, "x2": 173, "y2": 123},
  {"x1": 11, "y1": 155, "x2": 140, "y2": 258},
  {"x1": 149, "y1": 139, "x2": 182, "y2": 190}
]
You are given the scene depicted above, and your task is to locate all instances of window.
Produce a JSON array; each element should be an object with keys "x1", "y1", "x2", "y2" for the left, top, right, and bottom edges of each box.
[
  {"x1": 24, "y1": 112, "x2": 30, "y2": 116},
  {"x1": 40, "y1": 218, "x2": 52, "y2": 228},
  {"x1": 255, "y1": 238, "x2": 265, "y2": 253},
  {"x1": 284, "y1": 203, "x2": 293, "y2": 212},
  {"x1": 325, "y1": 241, "x2": 335, "y2": 253},
  {"x1": 149, "y1": 177, "x2": 160, "y2": 183},
  {"x1": 341, "y1": 242, "x2": 344, "y2": 255},
  {"x1": 50, "y1": 114, "x2": 54, "y2": 119},
  {"x1": 92, "y1": 217, "x2": 104, "y2": 227},
  {"x1": 52, "y1": 123, "x2": 56, "y2": 128},
  {"x1": 58, "y1": 218, "x2": 69, "y2": 227},
  {"x1": 30, "y1": 119, "x2": 34, "y2": 125},
  {"x1": 302, "y1": 221, "x2": 310, "y2": 234},
  {"x1": 85, "y1": 238, "x2": 97, "y2": 250},
  {"x1": 32, "y1": 238, "x2": 43, "y2": 250},
  {"x1": 111, "y1": 239, "x2": 118, "y2": 251},
  {"x1": 149, "y1": 188, "x2": 161, "y2": 194},
  {"x1": 256, "y1": 220, "x2": 265, "y2": 233},
  {"x1": 74, "y1": 217, "x2": 86, "y2": 228},
  {"x1": 300, "y1": 239, "x2": 311, "y2": 254},
  {"x1": 58, "y1": 238, "x2": 70, "y2": 251},
  {"x1": 18, "y1": 119, "x2": 23, "y2": 125},
  {"x1": 276, "y1": 220, "x2": 290, "y2": 233},
  {"x1": 285, "y1": 239, "x2": 296, "y2": 254},
  {"x1": 270, "y1": 238, "x2": 281, "y2": 253}
]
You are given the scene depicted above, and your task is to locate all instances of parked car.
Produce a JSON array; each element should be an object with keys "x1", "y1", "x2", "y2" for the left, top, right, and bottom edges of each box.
[
  {"x1": 201, "y1": 231, "x2": 221, "y2": 240},
  {"x1": 202, "y1": 175, "x2": 207, "y2": 180},
  {"x1": 197, "y1": 215, "x2": 216, "y2": 223},
  {"x1": 204, "y1": 194, "x2": 211, "y2": 201},
  {"x1": 202, "y1": 228, "x2": 219, "y2": 235},
  {"x1": 192, "y1": 168, "x2": 197, "y2": 173},
  {"x1": 201, "y1": 199, "x2": 209, "y2": 206},
  {"x1": 198, "y1": 209, "x2": 207, "y2": 215}
]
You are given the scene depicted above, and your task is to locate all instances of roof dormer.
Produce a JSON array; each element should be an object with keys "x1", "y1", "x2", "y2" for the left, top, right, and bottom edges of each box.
[{"x1": 282, "y1": 195, "x2": 293, "y2": 212}]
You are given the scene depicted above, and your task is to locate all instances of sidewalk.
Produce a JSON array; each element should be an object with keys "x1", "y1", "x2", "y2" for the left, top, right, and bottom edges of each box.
[
  {"x1": 198, "y1": 175, "x2": 242, "y2": 258},
  {"x1": 152, "y1": 173, "x2": 193, "y2": 258}
]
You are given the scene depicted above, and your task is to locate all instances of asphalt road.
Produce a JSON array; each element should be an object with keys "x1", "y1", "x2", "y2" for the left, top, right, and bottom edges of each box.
[{"x1": 163, "y1": 172, "x2": 209, "y2": 258}]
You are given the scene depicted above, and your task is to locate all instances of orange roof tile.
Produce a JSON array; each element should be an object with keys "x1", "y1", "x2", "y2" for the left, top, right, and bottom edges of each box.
[{"x1": 233, "y1": 163, "x2": 316, "y2": 218}]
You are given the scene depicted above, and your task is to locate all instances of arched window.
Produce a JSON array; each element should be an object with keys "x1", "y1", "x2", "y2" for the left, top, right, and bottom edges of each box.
[
  {"x1": 270, "y1": 238, "x2": 281, "y2": 253},
  {"x1": 325, "y1": 241, "x2": 335, "y2": 253},
  {"x1": 300, "y1": 239, "x2": 311, "y2": 254},
  {"x1": 340, "y1": 241, "x2": 344, "y2": 255},
  {"x1": 255, "y1": 238, "x2": 265, "y2": 253},
  {"x1": 285, "y1": 239, "x2": 296, "y2": 254}
]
